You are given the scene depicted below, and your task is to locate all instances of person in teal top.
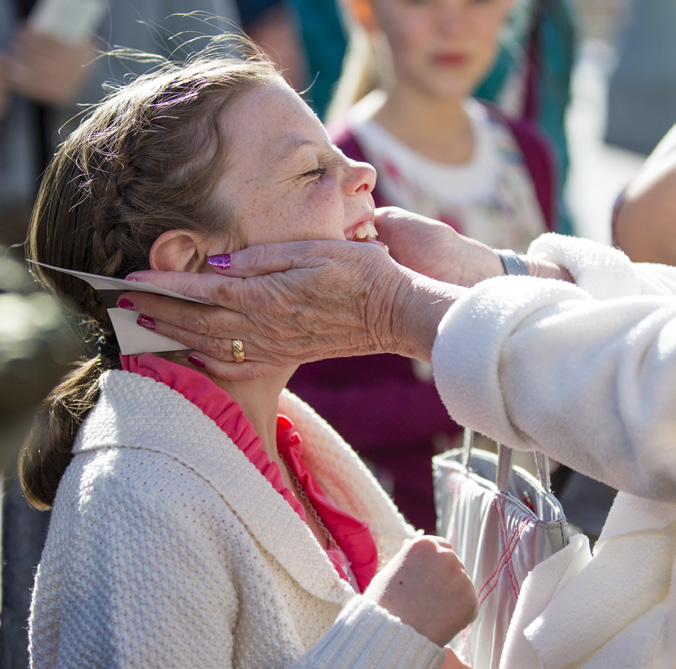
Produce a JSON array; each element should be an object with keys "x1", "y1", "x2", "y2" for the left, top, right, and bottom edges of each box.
[{"x1": 475, "y1": 0, "x2": 577, "y2": 235}]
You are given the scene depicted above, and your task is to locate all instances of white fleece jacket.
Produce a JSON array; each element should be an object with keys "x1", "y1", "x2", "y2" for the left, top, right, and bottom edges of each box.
[
  {"x1": 29, "y1": 374, "x2": 445, "y2": 669},
  {"x1": 432, "y1": 233, "x2": 676, "y2": 668}
]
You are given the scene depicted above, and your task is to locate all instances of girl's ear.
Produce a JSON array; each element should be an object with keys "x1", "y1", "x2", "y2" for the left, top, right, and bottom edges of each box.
[
  {"x1": 149, "y1": 229, "x2": 210, "y2": 272},
  {"x1": 346, "y1": 0, "x2": 378, "y2": 33}
]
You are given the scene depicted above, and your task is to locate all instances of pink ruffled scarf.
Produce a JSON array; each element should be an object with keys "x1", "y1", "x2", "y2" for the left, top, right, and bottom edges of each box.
[{"x1": 120, "y1": 353, "x2": 378, "y2": 592}]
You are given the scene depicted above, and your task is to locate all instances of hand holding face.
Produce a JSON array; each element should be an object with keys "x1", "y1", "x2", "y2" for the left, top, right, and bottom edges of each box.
[
  {"x1": 7, "y1": 26, "x2": 95, "y2": 107},
  {"x1": 375, "y1": 206, "x2": 505, "y2": 286},
  {"x1": 376, "y1": 206, "x2": 572, "y2": 284},
  {"x1": 364, "y1": 535, "x2": 478, "y2": 647},
  {"x1": 122, "y1": 240, "x2": 462, "y2": 380}
]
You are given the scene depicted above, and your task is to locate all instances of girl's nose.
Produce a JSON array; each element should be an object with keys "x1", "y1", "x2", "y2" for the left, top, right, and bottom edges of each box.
[
  {"x1": 344, "y1": 159, "x2": 377, "y2": 196},
  {"x1": 437, "y1": 0, "x2": 465, "y2": 35}
]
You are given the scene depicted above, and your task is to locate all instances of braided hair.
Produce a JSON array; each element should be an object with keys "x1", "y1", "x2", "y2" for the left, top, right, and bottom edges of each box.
[{"x1": 21, "y1": 46, "x2": 279, "y2": 509}]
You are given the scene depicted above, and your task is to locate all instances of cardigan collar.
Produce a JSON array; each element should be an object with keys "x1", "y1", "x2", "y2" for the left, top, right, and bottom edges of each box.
[
  {"x1": 74, "y1": 369, "x2": 413, "y2": 603},
  {"x1": 74, "y1": 369, "x2": 351, "y2": 604}
]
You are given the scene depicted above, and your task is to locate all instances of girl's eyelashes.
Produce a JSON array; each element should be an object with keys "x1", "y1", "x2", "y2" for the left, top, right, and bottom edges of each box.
[{"x1": 301, "y1": 167, "x2": 328, "y2": 179}]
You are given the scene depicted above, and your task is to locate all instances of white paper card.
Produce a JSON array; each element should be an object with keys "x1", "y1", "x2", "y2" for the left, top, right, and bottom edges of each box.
[{"x1": 28, "y1": 261, "x2": 212, "y2": 355}]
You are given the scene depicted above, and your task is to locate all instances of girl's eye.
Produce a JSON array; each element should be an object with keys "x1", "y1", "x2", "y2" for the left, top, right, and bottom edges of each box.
[{"x1": 302, "y1": 167, "x2": 327, "y2": 179}]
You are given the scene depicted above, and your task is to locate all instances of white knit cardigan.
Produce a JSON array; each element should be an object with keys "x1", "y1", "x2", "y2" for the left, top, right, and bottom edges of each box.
[
  {"x1": 28, "y1": 373, "x2": 446, "y2": 669},
  {"x1": 432, "y1": 233, "x2": 676, "y2": 668}
]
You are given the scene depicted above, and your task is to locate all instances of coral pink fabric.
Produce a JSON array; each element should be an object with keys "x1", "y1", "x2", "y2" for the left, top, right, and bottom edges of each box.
[{"x1": 120, "y1": 353, "x2": 377, "y2": 592}]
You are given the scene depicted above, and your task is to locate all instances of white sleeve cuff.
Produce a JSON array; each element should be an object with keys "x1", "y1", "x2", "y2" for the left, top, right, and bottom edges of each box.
[
  {"x1": 528, "y1": 233, "x2": 638, "y2": 299},
  {"x1": 294, "y1": 595, "x2": 445, "y2": 669}
]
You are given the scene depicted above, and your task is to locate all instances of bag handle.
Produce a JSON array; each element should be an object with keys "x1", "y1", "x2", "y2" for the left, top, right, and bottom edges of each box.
[{"x1": 463, "y1": 428, "x2": 552, "y2": 494}]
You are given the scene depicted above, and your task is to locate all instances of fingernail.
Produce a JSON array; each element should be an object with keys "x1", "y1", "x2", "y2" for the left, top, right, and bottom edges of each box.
[
  {"x1": 207, "y1": 254, "x2": 231, "y2": 271},
  {"x1": 117, "y1": 298, "x2": 135, "y2": 311},
  {"x1": 136, "y1": 315, "x2": 156, "y2": 330},
  {"x1": 188, "y1": 353, "x2": 205, "y2": 368},
  {"x1": 126, "y1": 277, "x2": 139, "y2": 282}
]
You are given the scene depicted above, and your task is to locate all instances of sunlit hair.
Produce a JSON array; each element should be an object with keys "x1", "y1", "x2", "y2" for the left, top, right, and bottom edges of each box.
[{"x1": 21, "y1": 38, "x2": 280, "y2": 509}]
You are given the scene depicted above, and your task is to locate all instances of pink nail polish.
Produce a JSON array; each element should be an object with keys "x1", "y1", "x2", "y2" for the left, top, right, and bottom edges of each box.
[
  {"x1": 137, "y1": 315, "x2": 156, "y2": 330},
  {"x1": 207, "y1": 254, "x2": 232, "y2": 271},
  {"x1": 117, "y1": 298, "x2": 135, "y2": 311},
  {"x1": 188, "y1": 353, "x2": 205, "y2": 368},
  {"x1": 126, "y1": 277, "x2": 139, "y2": 282}
]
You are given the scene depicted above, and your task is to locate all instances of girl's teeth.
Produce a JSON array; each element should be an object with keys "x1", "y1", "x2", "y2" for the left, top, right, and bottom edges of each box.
[{"x1": 355, "y1": 222, "x2": 377, "y2": 240}]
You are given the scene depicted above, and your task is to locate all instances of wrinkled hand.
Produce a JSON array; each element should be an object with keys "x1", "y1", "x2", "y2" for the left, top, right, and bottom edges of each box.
[
  {"x1": 7, "y1": 26, "x2": 96, "y2": 106},
  {"x1": 122, "y1": 240, "x2": 461, "y2": 381},
  {"x1": 375, "y1": 206, "x2": 504, "y2": 286},
  {"x1": 365, "y1": 536, "x2": 478, "y2": 648}
]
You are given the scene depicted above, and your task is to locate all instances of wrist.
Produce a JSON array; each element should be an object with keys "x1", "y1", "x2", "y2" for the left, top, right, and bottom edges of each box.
[
  {"x1": 387, "y1": 268, "x2": 463, "y2": 362},
  {"x1": 496, "y1": 249, "x2": 574, "y2": 283}
]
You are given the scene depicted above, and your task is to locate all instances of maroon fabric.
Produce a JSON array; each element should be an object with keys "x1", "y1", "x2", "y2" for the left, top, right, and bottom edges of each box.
[
  {"x1": 499, "y1": 110, "x2": 559, "y2": 232},
  {"x1": 288, "y1": 354, "x2": 458, "y2": 534}
]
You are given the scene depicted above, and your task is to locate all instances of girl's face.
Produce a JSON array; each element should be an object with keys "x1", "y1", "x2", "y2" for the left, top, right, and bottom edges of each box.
[
  {"x1": 214, "y1": 80, "x2": 377, "y2": 248},
  {"x1": 367, "y1": 0, "x2": 514, "y2": 100}
]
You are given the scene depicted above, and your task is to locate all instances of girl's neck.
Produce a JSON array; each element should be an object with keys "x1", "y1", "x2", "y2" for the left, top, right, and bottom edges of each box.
[
  {"x1": 371, "y1": 86, "x2": 475, "y2": 164},
  {"x1": 210, "y1": 368, "x2": 295, "y2": 464},
  {"x1": 163, "y1": 351, "x2": 294, "y2": 463}
]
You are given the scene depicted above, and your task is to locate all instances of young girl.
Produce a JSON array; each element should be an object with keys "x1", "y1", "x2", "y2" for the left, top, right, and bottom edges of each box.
[
  {"x1": 21, "y1": 45, "x2": 477, "y2": 668},
  {"x1": 288, "y1": 0, "x2": 558, "y2": 532}
]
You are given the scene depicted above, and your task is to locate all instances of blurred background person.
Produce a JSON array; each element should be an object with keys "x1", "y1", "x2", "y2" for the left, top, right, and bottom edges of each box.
[
  {"x1": 612, "y1": 124, "x2": 676, "y2": 267},
  {"x1": 236, "y1": 0, "x2": 309, "y2": 94},
  {"x1": 288, "y1": 0, "x2": 564, "y2": 533}
]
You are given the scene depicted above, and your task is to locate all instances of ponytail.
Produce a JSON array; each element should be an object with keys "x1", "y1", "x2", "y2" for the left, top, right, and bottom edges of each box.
[{"x1": 19, "y1": 355, "x2": 111, "y2": 510}]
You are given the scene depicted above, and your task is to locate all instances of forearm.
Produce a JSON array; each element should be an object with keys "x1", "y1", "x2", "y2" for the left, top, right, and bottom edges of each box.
[
  {"x1": 432, "y1": 276, "x2": 676, "y2": 501},
  {"x1": 385, "y1": 269, "x2": 463, "y2": 363}
]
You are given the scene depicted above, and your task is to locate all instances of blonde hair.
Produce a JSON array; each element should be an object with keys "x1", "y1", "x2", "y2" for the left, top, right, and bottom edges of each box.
[
  {"x1": 325, "y1": 6, "x2": 383, "y2": 123},
  {"x1": 21, "y1": 43, "x2": 279, "y2": 509}
]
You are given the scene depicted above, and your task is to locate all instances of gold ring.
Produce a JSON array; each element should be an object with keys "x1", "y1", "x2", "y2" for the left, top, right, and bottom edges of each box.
[{"x1": 232, "y1": 339, "x2": 245, "y2": 363}]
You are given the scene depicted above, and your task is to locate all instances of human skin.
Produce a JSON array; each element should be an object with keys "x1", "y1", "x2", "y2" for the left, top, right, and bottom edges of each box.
[
  {"x1": 612, "y1": 130, "x2": 676, "y2": 266},
  {"x1": 363, "y1": 0, "x2": 514, "y2": 102},
  {"x1": 345, "y1": 0, "x2": 514, "y2": 164},
  {"x1": 121, "y1": 207, "x2": 570, "y2": 381},
  {"x1": 364, "y1": 535, "x2": 478, "y2": 648}
]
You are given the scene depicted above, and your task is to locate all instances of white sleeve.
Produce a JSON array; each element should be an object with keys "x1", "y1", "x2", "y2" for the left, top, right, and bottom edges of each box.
[
  {"x1": 528, "y1": 232, "x2": 676, "y2": 298},
  {"x1": 432, "y1": 272, "x2": 676, "y2": 501}
]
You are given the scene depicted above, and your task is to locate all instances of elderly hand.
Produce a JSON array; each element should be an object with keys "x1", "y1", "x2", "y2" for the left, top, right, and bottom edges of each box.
[
  {"x1": 7, "y1": 26, "x2": 95, "y2": 107},
  {"x1": 376, "y1": 206, "x2": 572, "y2": 284},
  {"x1": 376, "y1": 206, "x2": 504, "y2": 286},
  {"x1": 122, "y1": 240, "x2": 462, "y2": 380}
]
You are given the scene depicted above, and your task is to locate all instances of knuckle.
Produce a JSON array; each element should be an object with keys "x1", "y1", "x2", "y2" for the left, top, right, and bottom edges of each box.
[
  {"x1": 246, "y1": 244, "x2": 270, "y2": 269},
  {"x1": 407, "y1": 535, "x2": 438, "y2": 556},
  {"x1": 190, "y1": 310, "x2": 213, "y2": 336},
  {"x1": 201, "y1": 336, "x2": 228, "y2": 360}
]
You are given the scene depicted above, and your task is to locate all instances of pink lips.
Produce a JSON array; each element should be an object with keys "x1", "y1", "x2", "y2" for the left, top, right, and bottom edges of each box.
[{"x1": 433, "y1": 53, "x2": 467, "y2": 67}]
